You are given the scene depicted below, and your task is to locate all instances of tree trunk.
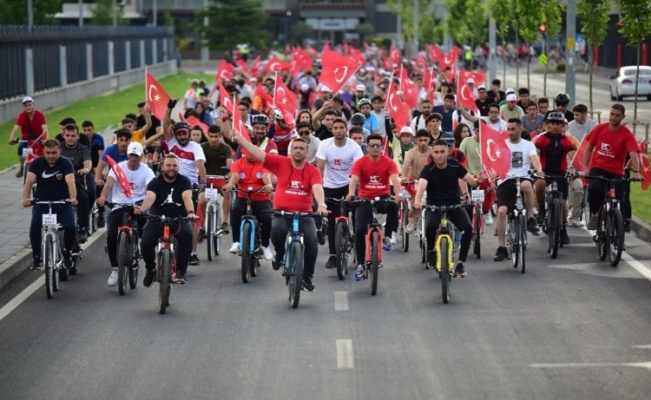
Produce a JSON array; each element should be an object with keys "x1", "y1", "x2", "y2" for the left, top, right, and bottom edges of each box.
[
  {"x1": 527, "y1": 55, "x2": 531, "y2": 92},
  {"x1": 515, "y1": 33, "x2": 520, "y2": 89},
  {"x1": 634, "y1": 41, "x2": 640, "y2": 134},
  {"x1": 501, "y1": 36, "x2": 507, "y2": 85},
  {"x1": 589, "y1": 46, "x2": 594, "y2": 119},
  {"x1": 544, "y1": 63, "x2": 548, "y2": 97}
]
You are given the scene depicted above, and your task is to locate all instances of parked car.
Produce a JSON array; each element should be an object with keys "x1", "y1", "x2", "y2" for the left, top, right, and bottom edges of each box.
[{"x1": 609, "y1": 65, "x2": 651, "y2": 101}]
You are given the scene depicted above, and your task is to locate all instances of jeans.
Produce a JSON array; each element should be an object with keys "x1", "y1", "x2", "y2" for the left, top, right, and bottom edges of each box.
[
  {"x1": 75, "y1": 182, "x2": 90, "y2": 231},
  {"x1": 425, "y1": 207, "x2": 472, "y2": 262},
  {"x1": 140, "y1": 219, "x2": 193, "y2": 275},
  {"x1": 230, "y1": 197, "x2": 272, "y2": 247},
  {"x1": 30, "y1": 204, "x2": 76, "y2": 259},
  {"x1": 271, "y1": 215, "x2": 318, "y2": 279},
  {"x1": 106, "y1": 207, "x2": 146, "y2": 267},
  {"x1": 588, "y1": 168, "x2": 625, "y2": 215}
]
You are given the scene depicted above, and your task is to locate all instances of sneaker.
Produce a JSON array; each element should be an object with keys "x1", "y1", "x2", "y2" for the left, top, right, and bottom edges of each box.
[
  {"x1": 229, "y1": 242, "x2": 240, "y2": 253},
  {"x1": 527, "y1": 218, "x2": 540, "y2": 236},
  {"x1": 261, "y1": 246, "x2": 273, "y2": 261},
  {"x1": 143, "y1": 269, "x2": 155, "y2": 287},
  {"x1": 536, "y1": 208, "x2": 546, "y2": 225},
  {"x1": 15, "y1": 168, "x2": 23, "y2": 178},
  {"x1": 354, "y1": 264, "x2": 365, "y2": 281},
  {"x1": 221, "y1": 222, "x2": 230, "y2": 233},
  {"x1": 587, "y1": 215, "x2": 599, "y2": 230},
  {"x1": 97, "y1": 209, "x2": 105, "y2": 228},
  {"x1": 484, "y1": 213, "x2": 494, "y2": 226},
  {"x1": 390, "y1": 232, "x2": 398, "y2": 245},
  {"x1": 173, "y1": 272, "x2": 187, "y2": 284},
  {"x1": 567, "y1": 217, "x2": 584, "y2": 228},
  {"x1": 317, "y1": 230, "x2": 326, "y2": 245},
  {"x1": 454, "y1": 263, "x2": 467, "y2": 278},
  {"x1": 77, "y1": 229, "x2": 88, "y2": 243},
  {"x1": 189, "y1": 253, "x2": 200, "y2": 266},
  {"x1": 494, "y1": 246, "x2": 508, "y2": 262},
  {"x1": 197, "y1": 228, "x2": 205, "y2": 243},
  {"x1": 108, "y1": 268, "x2": 118, "y2": 287},
  {"x1": 406, "y1": 222, "x2": 416, "y2": 233},
  {"x1": 624, "y1": 220, "x2": 632, "y2": 233},
  {"x1": 63, "y1": 251, "x2": 74, "y2": 270},
  {"x1": 272, "y1": 257, "x2": 282, "y2": 271},
  {"x1": 382, "y1": 236, "x2": 393, "y2": 251},
  {"x1": 301, "y1": 277, "x2": 315, "y2": 292},
  {"x1": 31, "y1": 257, "x2": 43, "y2": 271},
  {"x1": 426, "y1": 251, "x2": 436, "y2": 269},
  {"x1": 560, "y1": 228, "x2": 570, "y2": 245},
  {"x1": 325, "y1": 255, "x2": 337, "y2": 269}
]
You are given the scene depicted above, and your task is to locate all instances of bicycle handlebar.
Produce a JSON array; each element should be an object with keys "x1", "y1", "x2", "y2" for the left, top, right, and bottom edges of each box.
[
  {"x1": 351, "y1": 197, "x2": 396, "y2": 206},
  {"x1": 585, "y1": 175, "x2": 642, "y2": 183},
  {"x1": 30, "y1": 199, "x2": 71, "y2": 206},
  {"x1": 267, "y1": 210, "x2": 323, "y2": 218},
  {"x1": 421, "y1": 204, "x2": 468, "y2": 213},
  {"x1": 144, "y1": 214, "x2": 193, "y2": 224}
]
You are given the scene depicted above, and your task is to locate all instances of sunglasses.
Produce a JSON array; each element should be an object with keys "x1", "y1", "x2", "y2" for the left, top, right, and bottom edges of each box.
[
  {"x1": 368, "y1": 143, "x2": 382, "y2": 149},
  {"x1": 297, "y1": 130, "x2": 311, "y2": 136}
]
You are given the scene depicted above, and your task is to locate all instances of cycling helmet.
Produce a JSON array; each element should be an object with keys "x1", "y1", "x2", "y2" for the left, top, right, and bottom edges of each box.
[
  {"x1": 554, "y1": 93, "x2": 570, "y2": 105},
  {"x1": 251, "y1": 114, "x2": 270, "y2": 125},
  {"x1": 443, "y1": 136, "x2": 456, "y2": 147},
  {"x1": 173, "y1": 121, "x2": 191, "y2": 133},
  {"x1": 546, "y1": 111, "x2": 565, "y2": 122},
  {"x1": 273, "y1": 109, "x2": 284, "y2": 121},
  {"x1": 350, "y1": 113, "x2": 366, "y2": 125},
  {"x1": 357, "y1": 98, "x2": 372, "y2": 107}
]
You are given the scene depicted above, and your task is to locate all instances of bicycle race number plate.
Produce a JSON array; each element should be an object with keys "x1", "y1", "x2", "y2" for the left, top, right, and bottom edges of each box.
[
  {"x1": 42, "y1": 213, "x2": 58, "y2": 227},
  {"x1": 205, "y1": 188, "x2": 218, "y2": 201},
  {"x1": 22, "y1": 148, "x2": 33, "y2": 157},
  {"x1": 472, "y1": 190, "x2": 485, "y2": 203}
]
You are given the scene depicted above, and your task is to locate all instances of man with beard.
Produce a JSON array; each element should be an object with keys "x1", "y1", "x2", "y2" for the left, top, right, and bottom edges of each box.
[
  {"x1": 312, "y1": 107, "x2": 338, "y2": 141},
  {"x1": 410, "y1": 99, "x2": 433, "y2": 132},
  {"x1": 136, "y1": 154, "x2": 198, "y2": 285}
]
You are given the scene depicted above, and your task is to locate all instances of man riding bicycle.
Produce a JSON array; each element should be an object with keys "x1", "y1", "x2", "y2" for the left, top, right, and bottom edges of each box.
[
  {"x1": 22, "y1": 139, "x2": 78, "y2": 270},
  {"x1": 96, "y1": 143, "x2": 155, "y2": 287},
  {"x1": 9, "y1": 96, "x2": 48, "y2": 178},
  {"x1": 347, "y1": 134, "x2": 402, "y2": 281}
]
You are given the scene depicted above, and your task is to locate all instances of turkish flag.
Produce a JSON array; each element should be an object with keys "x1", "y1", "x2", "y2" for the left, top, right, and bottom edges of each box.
[
  {"x1": 349, "y1": 46, "x2": 365, "y2": 65},
  {"x1": 145, "y1": 72, "x2": 171, "y2": 121},
  {"x1": 236, "y1": 58, "x2": 249, "y2": 74},
  {"x1": 273, "y1": 74, "x2": 297, "y2": 125},
  {"x1": 399, "y1": 65, "x2": 419, "y2": 110},
  {"x1": 264, "y1": 56, "x2": 291, "y2": 73},
  {"x1": 571, "y1": 135, "x2": 590, "y2": 171},
  {"x1": 428, "y1": 45, "x2": 444, "y2": 61},
  {"x1": 481, "y1": 123, "x2": 511, "y2": 180},
  {"x1": 318, "y1": 47, "x2": 362, "y2": 94},
  {"x1": 229, "y1": 90, "x2": 252, "y2": 157},
  {"x1": 437, "y1": 48, "x2": 460, "y2": 82},
  {"x1": 638, "y1": 140, "x2": 651, "y2": 191},
  {"x1": 459, "y1": 69, "x2": 486, "y2": 86},
  {"x1": 385, "y1": 77, "x2": 410, "y2": 131},
  {"x1": 456, "y1": 75, "x2": 477, "y2": 111},
  {"x1": 218, "y1": 82, "x2": 235, "y2": 114},
  {"x1": 186, "y1": 115, "x2": 209, "y2": 134},
  {"x1": 250, "y1": 56, "x2": 262, "y2": 76},
  {"x1": 291, "y1": 47, "x2": 312, "y2": 77},
  {"x1": 216, "y1": 60, "x2": 234, "y2": 82},
  {"x1": 105, "y1": 155, "x2": 132, "y2": 198},
  {"x1": 255, "y1": 84, "x2": 273, "y2": 106},
  {"x1": 426, "y1": 66, "x2": 438, "y2": 104},
  {"x1": 389, "y1": 45, "x2": 401, "y2": 64}
]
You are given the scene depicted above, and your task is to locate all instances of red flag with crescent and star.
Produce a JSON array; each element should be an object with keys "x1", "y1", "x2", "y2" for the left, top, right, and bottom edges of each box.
[
  {"x1": 218, "y1": 82, "x2": 234, "y2": 114},
  {"x1": 480, "y1": 123, "x2": 511, "y2": 180},
  {"x1": 456, "y1": 74, "x2": 477, "y2": 112},
  {"x1": 216, "y1": 60, "x2": 234, "y2": 82},
  {"x1": 105, "y1": 154, "x2": 132, "y2": 198},
  {"x1": 145, "y1": 72, "x2": 171, "y2": 121},
  {"x1": 638, "y1": 140, "x2": 651, "y2": 191},
  {"x1": 385, "y1": 76, "x2": 410, "y2": 131},
  {"x1": 186, "y1": 115, "x2": 209, "y2": 135},
  {"x1": 273, "y1": 74, "x2": 297, "y2": 125},
  {"x1": 318, "y1": 47, "x2": 362, "y2": 94},
  {"x1": 250, "y1": 56, "x2": 262, "y2": 76},
  {"x1": 264, "y1": 56, "x2": 291, "y2": 73},
  {"x1": 398, "y1": 65, "x2": 419, "y2": 110}
]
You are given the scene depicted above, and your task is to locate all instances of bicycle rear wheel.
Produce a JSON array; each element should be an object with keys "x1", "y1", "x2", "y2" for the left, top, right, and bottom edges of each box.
[
  {"x1": 206, "y1": 206, "x2": 214, "y2": 261},
  {"x1": 129, "y1": 236, "x2": 139, "y2": 289},
  {"x1": 117, "y1": 231, "x2": 130, "y2": 295},
  {"x1": 214, "y1": 208, "x2": 221, "y2": 256},
  {"x1": 335, "y1": 221, "x2": 349, "y2": 280},
  {"x1": 519, "y1": 214, "x2": 527, "y2": 274},
  {"x1": 401, "y1": 201, "x2": 409, "y2": 252},
  {"x1": 597, "y1": 209, "x2": 607, "y2": 261},
  {"x1": 473, "y1": 206, "x2": 481, "y2": 259},
  {"x1": 509, "y1": 216, "x2": 519, "y2": 269},
  {"x1": 158, "y1": 249, "x2": 172, "y2": 314},
  {"x1": 44, "y1": 236, "x2": 54, "y2": 299},
  {"x1": 607, "y1": 208, "x2": 624, "y2": 267},
  {"x1": 548, "y1": 199, "x2": 561, "y2": 259},
  {"x1": 439, "y1": 237, "x2": 451, "y2": 304},
  {"x1": 370, "y1": 231, "x2": 379, "y2": 296},
  {"x1": 419, "y1": 232, "x2": 426, "y2": 264},
  {"x1": 289, "y1": 242, "x2": 303, "y2": 308},
  {"x1": 241, "y1": 221, "x2": 252, "y2": 283}
]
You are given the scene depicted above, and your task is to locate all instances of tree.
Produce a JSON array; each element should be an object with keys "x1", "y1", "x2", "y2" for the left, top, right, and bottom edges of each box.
[
  {"x1": 539, "y1": 0, "x2": 563, "y2": 96},
  {"x1": 356, "y1": 22, "x2": 375, "y2": 44},
  {"x1": 487, "y1": 0, "x2": 513, "y2": 84},
  {"x1": 445, "y1": 0, "x2": 487, "y2": 49},
  {"x1": 386, "y1": 0, "x2": 433, "y2": 54},
  {"x1": 89, "y1": 0, "x2": 125, "y2": 26},
  {"x1": 198, "y1": 0, "x2": 270, "y2": 52},
  {"x1": 0, "y1": 0, "x2": 59, "y2": 25},
  {"x1": 616, "y1": 0, "x2": 651, "y2": 129},
  {"x1": 517, "y1": 0, "x2": 542, "y2": 90},
  {"x1": 577, "y1": 0, "x2": 609, "y2": 117}
]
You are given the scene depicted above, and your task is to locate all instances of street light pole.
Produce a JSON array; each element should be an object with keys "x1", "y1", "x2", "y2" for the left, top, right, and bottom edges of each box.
[
  {"x1": 27, "y1": 0, "x2": 33, "y2": 31},
  {"x1": 565, "y1": 0, "x2": 576, "y2": 105},
  {"x1": 285, "y1": 10, "x2": 292, "y2": 46}
]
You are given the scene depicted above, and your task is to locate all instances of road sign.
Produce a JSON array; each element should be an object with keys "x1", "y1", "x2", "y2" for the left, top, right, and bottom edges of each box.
[{"x1": 538, "y1": 53, "x2": 548, "y2": 66}]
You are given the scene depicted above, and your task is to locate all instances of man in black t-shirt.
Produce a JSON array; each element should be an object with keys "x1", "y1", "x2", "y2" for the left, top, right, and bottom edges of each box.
[
  {"x1": 59, "y1": 124, "x2": 92, "y2": 242},
  {"x1": 413, "y1": 139, "x2": 483, "y2": 277},
  {"x1": 22, "y1": 139, "x2": 78, "y2": 270},
  {"x1": 136, "y1": 154, "x2": 198, "y2": 285}
]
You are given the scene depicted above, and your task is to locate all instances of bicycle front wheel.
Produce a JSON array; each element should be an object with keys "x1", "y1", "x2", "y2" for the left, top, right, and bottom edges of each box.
[
  {"x1": 241, "y1": 221, "x2": 252, "y2": 283},
  {"x1": 44, "y1": 235, "x2": 54, "y2": 299},
  {"x1": 335, "y1": 221, "x2": 349, "y2": 280},
  {"x1": 117, "y1": 231, "x2": 130, "y2": 295},
  {"x1": 439, "y1": 236, "x2": 451, "y2": 304},
  {"x1": 548, "y1": 199, "x2": 561, "y2": 259},
  {"x1": 289, "y1": 242, "x2": 303, "y2": 308},
  {"x1": 370, "y1": 231, "x2": 379, "y2": 296},
  {"x1": 129, "y1": 235, "x2": 139, "y2": 289},
  {"x1": 401, "y1": 201, "x2": 409, "y2": 252},
  {"x1": 206, "y1": 206, "x2": 214, "y2": 261},
  {"x1": 509, "y1": 216, "x2": 519, "y2": 269},
  {"x1": 597, "y1": 209, "x2": 607, "y2": 261},
  {"x1": 519, "y1": 214, "x2": 527, "y2": 274},
  {"x1": 607, "y1": 208, "x2": 624, "y2": 267},
  {"x1": 158, "y1": 249, "x2": 172, "y2": 314},
  {"x1": 473, "y1": 206, "x2": 481, "y2": 259}
]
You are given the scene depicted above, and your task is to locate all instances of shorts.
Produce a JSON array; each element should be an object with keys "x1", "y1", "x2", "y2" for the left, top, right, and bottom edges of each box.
[
  {"x1": 544, "y1": 176, "x2": 568, "y2": 200},
  {"x1": 496, "y1": 177, "x2": 532, "y2": 209}
]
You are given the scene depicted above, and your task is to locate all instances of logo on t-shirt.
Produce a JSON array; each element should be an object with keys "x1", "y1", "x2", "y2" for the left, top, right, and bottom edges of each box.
[
  {"x1": 286, "y1": 179, "x2": 308, "y2": 195},
  {"x1": 334, "y1": 159, "x2": 342, "y2": 166},
  {"x1": 161, "y1": 188, "x2": 181, "y2": 206},
  {"x1": 511, "y1": 152, "x2": 523, "y2": 168},
  {"x1": 599, "y1": 142, "x2": 614, "y2": 158},
  {"x1": 42, "y1": 170, "x2": 60, "y2": 179}
]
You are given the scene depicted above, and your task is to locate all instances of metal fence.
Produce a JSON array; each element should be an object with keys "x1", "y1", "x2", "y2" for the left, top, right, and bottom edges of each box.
[{"x1": 0, "y1": 25, "x2": 174, "y2": 101}]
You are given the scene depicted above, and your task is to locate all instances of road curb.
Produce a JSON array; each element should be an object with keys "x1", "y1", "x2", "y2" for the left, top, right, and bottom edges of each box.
[{"x1": 631, "y1": 215, "x2": 651, "y2": 243}]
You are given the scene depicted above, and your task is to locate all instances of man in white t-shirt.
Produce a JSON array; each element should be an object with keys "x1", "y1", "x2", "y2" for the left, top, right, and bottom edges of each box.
[
  {"x1": 566, "y1": 103, "x2": 597, "y2": 227},
  {"x1": 493, "y1": 119, "x2": 544, "y2": 262},
  {"x1": 96, "y1": 142, "x2": 155, "y2": 287},
  {"x1": 163, "y1": 99, "x2": 207, "y2": 266},
  {"x1": 459, "y1": 103, "x2": 507, "y2": 132},
  {"x1": 316, "y1": 117, "x2": 364, "y2": 270}
]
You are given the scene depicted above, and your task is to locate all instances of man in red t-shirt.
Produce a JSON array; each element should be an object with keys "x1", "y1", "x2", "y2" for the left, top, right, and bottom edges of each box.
[
  {"x1": 232, "y1": 129, "x2": 327, "y2": 292},
  {"x1": 223, "y1": 155, "x2": 274, "y2": 261},
  {"x1": 346, "y1": 134, "x2": 403, "y2": 281},
  {"x1": 9, "y1": 96, "x2": 48, "y2": 178},
  {"x1": 583, "y1": 104, "x2": 642, "y2": 230}
]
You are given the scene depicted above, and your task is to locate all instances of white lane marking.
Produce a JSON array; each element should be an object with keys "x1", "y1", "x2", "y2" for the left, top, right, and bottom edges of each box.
[
  {"x1": 0, "y1": 276, "x2": 44, "y2": 322},
  {"x1": 334, "y1": 291, "x2": 348, "y2": 311},
  {"x1": 531, "y1": 362, "x2": 651, "y2": 371},
  {"x1": 622, "y1": 253, "x2": 651, "y2": 280},
  {"x1": 336, "y1": 339, "x2": 354, "y2": 369},
  {"x1": 631, "y1": 345, "x2": 651, "y2": 349}
]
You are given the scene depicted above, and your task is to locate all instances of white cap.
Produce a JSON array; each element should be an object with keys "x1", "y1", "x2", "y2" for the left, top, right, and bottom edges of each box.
[
  {"x1": 356, "y1": 84, "x2": 366, "y2": 92},
  {"x1": 506, "y1": 87, "x2": 515, "y2": 94},
  {"x1": 477, "y1": 85, "x2": 486, "y2": 91},
  {"x1": 466, "y1": 78, "x2": 475, "y2": 85},
  {"x1": 399, "y1": 126, "x2": 414, "y2": 135},
  {"x1": 127, "y1": 142, "x2": 144, "y2": 156},
  {"x1": 506, "y1": 93, "x2": 518, "y2": 102},
  {"x1": 320, "y1": 85, "x2": 332, "y2": 93},
  {"x1": 22, "y1": 96, "x2": 34, "y2": 104},
  {"x1": 301, "y1": 83, "x2": 309, "y2": 92}
]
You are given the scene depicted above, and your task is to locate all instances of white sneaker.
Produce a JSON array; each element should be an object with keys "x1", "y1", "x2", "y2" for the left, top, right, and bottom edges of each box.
[
  {"x1": 484, "y1": 213, "x2": 494, "y2": 226},
  {"x1": 567, "y1": 217, "x2": 584, "y2": 228},
  {"x1": 390, "y1": 232, "x2": 398, "y2": 244},
  {"x1": 262, "y1": 246, "x2": 273, "y2": 261},
  {"x1": 406, "y1": 222, "x2": 416, "y2": 233},
  {"x1": 108, "y1": 268, "x2": 118, "y2": 287},
  {"x1": 229, "y1": 242, "x2": 240, "y2": 253}
]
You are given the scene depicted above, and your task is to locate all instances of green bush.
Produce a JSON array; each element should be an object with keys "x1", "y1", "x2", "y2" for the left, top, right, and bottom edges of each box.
[{"x1": 556, "y1": 63, "x2": 566, "y2": 72}]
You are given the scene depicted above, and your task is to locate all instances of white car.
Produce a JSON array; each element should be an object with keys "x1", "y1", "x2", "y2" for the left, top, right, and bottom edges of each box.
[{"x1": 609, "y1": 65, "x2": 651, "y2": 101}]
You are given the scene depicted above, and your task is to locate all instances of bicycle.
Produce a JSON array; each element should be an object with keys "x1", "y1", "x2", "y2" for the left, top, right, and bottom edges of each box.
[
  {"x1": 504, "y1": 174, "x2": 534, "y2": 274},
  {"x1": 32, "y1": 200, "x2": 70, "y2": 299},
  {"x1": 325, "y1": 197, "x2": 354, "y2": 281},
  {"x1": 145, "y1": 214, "x2": 192, "y2": 314},
  {"x1": 204, "y1": 173, "x2": 228, "y2": 261},
  {"x1": 352, "y1": 197, "x2": 394, "y2": 296},
  {"x1": 539, "y1": 174, "x2": 567, "y2": 259},
  {"x1": 234, "y1": 187, "x2": 267, "y2": 283},
  {"x1": 106, "y1": 202, "x2": 141, "y2": 295},
  {"x1": 470, "y1": 188, "x2": 485, "y2": 259},
  {"x1": 399, "y1": 180, "x2": 416, "y2": 253},
  {"x1": 270, "y1": 210, "x2": 322, "y2": 308},
  {"x1": 16, "y1": 139, "x2": 42, "y2": 197},
  {"x1": 421, "y1": 204, "x2": 466, "y2": 304}
]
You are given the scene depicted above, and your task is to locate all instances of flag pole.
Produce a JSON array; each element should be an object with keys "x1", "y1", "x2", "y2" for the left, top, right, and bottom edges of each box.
[
  {"x1": 272, "y1": 72, "x2": 278, "y2": 108},
  {"x1": 568, "y1": 133, "x2": 588, "y2": 171},
  {"x1": 144, "y1": 64, "x2": 148, "y2": 103}
]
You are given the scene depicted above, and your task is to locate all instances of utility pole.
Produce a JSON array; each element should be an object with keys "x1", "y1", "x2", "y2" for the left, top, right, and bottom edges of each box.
[
  {"x1": 413, "y1": 0, "x2": 419, "y2": 57},
  {"x1": 27, "y1": 0, "x2": 34, "y2": 31},
  {"x1": 201, "y1": 0, "x2": 209, "y2": 71},
  {"x1": 565, "y1": 0, "x2": 576, "y2": 105},
  {"x1": 489, "y1": 16, "x2": 496, "y2": 82},
  {"x1": 79, "y1": 0, "x2": 84, "y2": 27}
]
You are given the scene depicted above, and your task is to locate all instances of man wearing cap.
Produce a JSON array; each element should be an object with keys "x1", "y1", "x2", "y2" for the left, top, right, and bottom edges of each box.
[
  {"x1": 466, "y1": 78, "x2": 479, "y2": 98},
  {"x1": 352, "y1": 84, "x2": 367, "y2": 112},
  {"x1": 387, "y1": 125, "x2": 416, "y2": 171},
  {"x1": 9, "y1": 96, "x2": 48, "y2": 178},
  {"x1": 500, "y1": 94, "x2": 524, "y2": 120},
  {"x1": 358, "y1": 98, "x2": 379, "y2": 135},
  {"x1": 96, "y1": 142, "x2": 155, "y2": 287},
  {"x1": 312, "y1": 85, "x2": 333, "y2": 112},
  {"x1": 475, "y1": 85, "x2": 491, "y2": 116}
]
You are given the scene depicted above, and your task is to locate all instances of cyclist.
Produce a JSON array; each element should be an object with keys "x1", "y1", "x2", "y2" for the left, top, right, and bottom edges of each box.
[
  {"x1": 9, "y1": 96, "x2": 48, "y2": 178},
  {"x1": 59, "y1": 123, "x2": 93, "y2": 243},
  {"x1": 583, "y1": 104, "x2": 643, "y2": 230},
  {"x1": 223, "y1": 154, "x2": 274, "y2": 261},
  {"x1": 413, "y1": 139, "x2": 483, "y2": 276},
  {"x1": 81, "y1": 120, "x2": 105, "y2": 226},
  {"x1": 232, "y1": 129, "x2": 327, "y2": 292},
  {"x1": 402, "y1": 129, "x2": 432, "y2": 232},
  {"x1": 533, "y1": 111, "x2": 576, "y2": 245},
  {"x1": 246, "y1": 114, "x2": 278, "y2": 156},
  {"x1": 425, "y1": 113, "x2": 453, "y2": 144},
  {"x1": 347, "y1": 134, "x2": 402, "y2": 281},
  {"x1": 295, "y1": 122, "x2": 321, "y2": 164},
  {"x1": 459, "y1": 120, "x2": 496, "y2": 225},
  {"x1": 163, "y1": 99, "x2": 207, "y2": 266},
  {"x1": 349, "y1": 127, "x2": 368, "y2": 154},
  {"x1": 494, "y1": 118, "x2": 544, "y2": 262},
  {"x1": 22, "y1": 139, "x2": 78, "y2": 270},
  {"x1": 316, "y1": 117, "x2": 364, "y2": 270},
  {"x1": 198, "y1": 125, "x2": 232, "y2": 238},
  {"x1": 135, "y1": 154, "x2": 198, "y2": 285},
  {"x1": 96, "y1": 143, "x2": 154, "y2": 287},
  {"x1": 551, "y1": 93, "x2": 574, "y2": 122},
  {"x1": 271, "y1": 110, "x2": 298, "y2": 156}
]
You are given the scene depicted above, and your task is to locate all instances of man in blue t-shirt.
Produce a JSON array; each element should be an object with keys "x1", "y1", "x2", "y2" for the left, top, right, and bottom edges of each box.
[
  {"x1": 22, "y1": 139, "x2": 78, "y2": 270},
  {"x1": 432, "y1": 94, "x2": 456, "y2": 134},
  {"x1": 94, "y1": 128, "x2": 131, "y2": 187}
]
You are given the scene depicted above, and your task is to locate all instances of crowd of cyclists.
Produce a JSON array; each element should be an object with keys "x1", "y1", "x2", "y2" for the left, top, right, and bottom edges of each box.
[{"x1": 12, "y1": 43, "x2": 645, "y2": 296}]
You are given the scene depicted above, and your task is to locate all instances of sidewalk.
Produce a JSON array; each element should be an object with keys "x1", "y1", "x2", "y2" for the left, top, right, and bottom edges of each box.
[{"x1": 0, "y1": 127, "x2": 115, "y2": 288}]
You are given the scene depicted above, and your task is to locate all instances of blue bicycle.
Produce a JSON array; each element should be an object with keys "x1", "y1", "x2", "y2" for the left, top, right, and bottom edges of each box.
[{"x1": 235, "y1": 187, "x2": 267, "y2": 283}]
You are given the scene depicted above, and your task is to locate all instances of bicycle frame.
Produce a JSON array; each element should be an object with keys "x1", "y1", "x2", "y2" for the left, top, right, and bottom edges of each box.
[
  {"x1": 237, "y1": 187, "x2": 265, "y2": 254},
  {"x1": 361, "y1": 200, "x2": 384, "y2": 265}
]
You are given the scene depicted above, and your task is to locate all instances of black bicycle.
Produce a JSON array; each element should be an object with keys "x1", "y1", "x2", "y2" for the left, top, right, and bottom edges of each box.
[
  {"x1": 234, "y1": 187, "x2": 267, "y2": 283},
  {"x1": 504, "y1": 174, "x2": 534, "y2": 273},
  {"x1": 326, "y1": 197, "x2": 354, "y2": 281},
  {"x1": 106, "y1": 202, "x2": 141, "y2": 295},
  {"x1": 540, "y1": 174, "x2": 567, "y2": 259}
]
